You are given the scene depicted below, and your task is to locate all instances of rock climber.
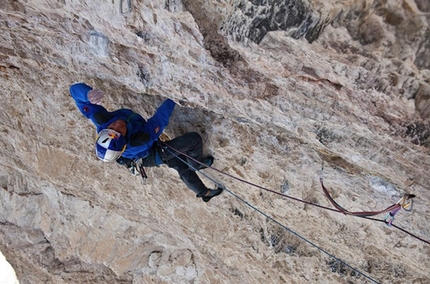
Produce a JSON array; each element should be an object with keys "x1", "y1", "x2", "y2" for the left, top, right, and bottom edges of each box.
[{"x1": 69, "y1": 82, "x2": 223, "y2": 202}]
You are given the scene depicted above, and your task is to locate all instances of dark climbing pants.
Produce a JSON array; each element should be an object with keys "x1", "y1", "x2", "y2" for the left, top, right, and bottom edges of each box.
[{"x1": 160, "y1": 132, "x2": 208, "y2": 197}]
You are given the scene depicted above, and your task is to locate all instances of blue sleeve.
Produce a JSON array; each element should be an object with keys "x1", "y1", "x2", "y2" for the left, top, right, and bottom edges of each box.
[
  {"x1": 69, "y1": 83, "x2": 109, "y2": 126},
  {"x1": 145, "y1": 99, "x2": 176, "y2": 141}
]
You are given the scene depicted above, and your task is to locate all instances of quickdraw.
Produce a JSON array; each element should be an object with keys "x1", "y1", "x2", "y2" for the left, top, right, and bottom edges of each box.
[
  {"x1": 400, "y1": 194, "x2": 415, "y2": 211},
  {"x1": 384, "y1": 194, "x2": 415, "y2": 226},
  {"x1": 130, "y1": 159, "x2": 148, "y2": 183},
  {"x1": 319, "y1": 178, "x2": 415, "y2": 225}
]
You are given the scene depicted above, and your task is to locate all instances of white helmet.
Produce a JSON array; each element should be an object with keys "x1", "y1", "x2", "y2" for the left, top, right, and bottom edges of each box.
[{"x1": 95, "y1": 129, "x2": 126, "y2": 162}]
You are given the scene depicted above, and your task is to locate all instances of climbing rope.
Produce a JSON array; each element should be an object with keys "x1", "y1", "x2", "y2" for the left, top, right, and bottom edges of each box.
[
  {"x1": 162, "y1": 144, "x2": 380, "y2": 283},
  {"x1": 319, "y1": 178, "x2": 415, "y2": 218},
  {"x1": 319, "y1": 162, "x2": 416, "y2": 221},
  {"x1": 224, "y1": 187, "x2": 380, "y2": 284},
  {"x1": 160, "y1": 142, "x2": 430, "y2": 246}
]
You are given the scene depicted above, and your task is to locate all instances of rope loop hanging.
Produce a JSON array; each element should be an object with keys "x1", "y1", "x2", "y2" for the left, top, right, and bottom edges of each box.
[{"x1": 160, "y1": 141, "x2": 429, "y2": 245}]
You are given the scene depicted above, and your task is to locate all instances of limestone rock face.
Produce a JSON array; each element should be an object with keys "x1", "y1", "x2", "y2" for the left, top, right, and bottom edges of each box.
[{"x1": 1, "y1": 0, "x2": 429, "y2": 283}]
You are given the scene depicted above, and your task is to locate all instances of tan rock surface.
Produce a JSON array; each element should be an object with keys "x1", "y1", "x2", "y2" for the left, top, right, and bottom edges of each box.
[{"x1": 1, "y1": 0, "x2": 429, "y2": 283}]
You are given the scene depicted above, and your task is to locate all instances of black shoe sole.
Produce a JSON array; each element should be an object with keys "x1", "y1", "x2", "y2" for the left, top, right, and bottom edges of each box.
[{"x1": 202, "y1": 188, "x2": 223, "y2": 202}]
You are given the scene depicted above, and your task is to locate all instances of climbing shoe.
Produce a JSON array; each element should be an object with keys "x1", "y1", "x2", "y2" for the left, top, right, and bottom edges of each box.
[
  {"x1": 198, "y1": 156, "x2": 214, "y2": 170},
  {"x1": 202, "y1": 187, "x2": 223, "y2": 202}
]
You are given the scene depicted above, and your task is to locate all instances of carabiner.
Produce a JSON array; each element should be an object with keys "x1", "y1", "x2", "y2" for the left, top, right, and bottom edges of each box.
[
  {"x1": 401, "y1": 194, "x2": 415, "y2": 212},
  {"x1": 384, "y1": 212, "x2": 395, "y2": 226},
  {"x1": 384, "y1": 206, "x2": 401, "y2": 226}
]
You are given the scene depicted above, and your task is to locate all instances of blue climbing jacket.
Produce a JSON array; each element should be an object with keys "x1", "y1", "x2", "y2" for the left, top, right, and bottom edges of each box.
[{"x1": 69, "y1": 82, "x2": 175, "y2": 164}]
